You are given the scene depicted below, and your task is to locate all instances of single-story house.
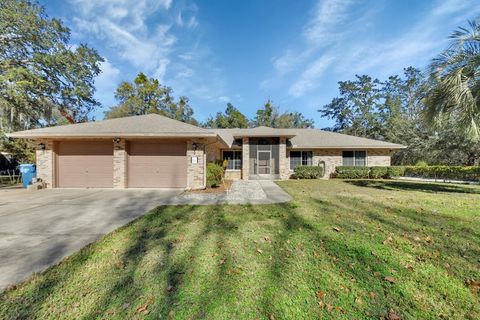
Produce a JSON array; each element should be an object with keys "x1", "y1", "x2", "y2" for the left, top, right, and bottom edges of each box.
[{"x1": 8, "y1": 114, "x2": 405, "y2": 189}]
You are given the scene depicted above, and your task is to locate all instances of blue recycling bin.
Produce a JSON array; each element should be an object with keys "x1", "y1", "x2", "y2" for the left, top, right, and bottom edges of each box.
[{"x1": 19, "y1": 164, "x2": 36, "y2": 188}]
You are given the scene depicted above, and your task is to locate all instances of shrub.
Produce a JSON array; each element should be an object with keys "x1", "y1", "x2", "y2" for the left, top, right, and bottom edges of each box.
[
  {"x1": 369, "y1": 166, "x2": 389, "y2": 179},
  {"x1": 335, "y1": 166, "x2": 370, "y2": 179},
  {"x1": 293, "y1": 166, "x2": 324, "y2": 179},
  {"x1": 206, "y1": 162, "x2": 225, "y2": 188},
  {"x1": 404, "y1": 166, "x2": 480, "y2": 181},
  {"x1": 386, "y1": 166, "x2": 406, "y2": 178},
  {"x1": 415, "y1": 161, "x2": 428, "y2": 167}
]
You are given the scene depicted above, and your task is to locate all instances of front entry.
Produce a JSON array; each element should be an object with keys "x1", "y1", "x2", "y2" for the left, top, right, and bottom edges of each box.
[{"x1": 257, "y1": 150, "x2": 271, "y2": 175}]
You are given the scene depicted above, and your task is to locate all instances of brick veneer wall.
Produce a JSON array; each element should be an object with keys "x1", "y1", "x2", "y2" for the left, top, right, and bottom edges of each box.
[
  {"x1": 187, "y1": 140, "x2": 206, "y2": 189},
  {"x1": 36, "y1": 139, "x2": 55, "y2": 188},
  {"x1": 242, "y1": 137, "x2": 249, "y2": 180},
  {"x1": 286, "y1": 149, "x2": 393, "y2": 179},
  {"x1": 367, "y1": 149, "x2": 391, "y2": 166},
  {"x1": 113, "y1": 139, "x2": 127, "y2": 188},
  {"x1": 279, "y1": 137, "x2": 289, "y2": 179}
]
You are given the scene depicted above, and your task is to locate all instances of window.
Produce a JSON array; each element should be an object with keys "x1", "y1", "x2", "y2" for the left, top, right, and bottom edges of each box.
[
  {"x1": 223, "y1": 151, "x2": 242, "y2": 170},
  {"x1": 290, "y1": 151, "x2": 313, "y2": 169},
  {"x1": 342, "y1": 151, "x2": 366, "y2": 166}
]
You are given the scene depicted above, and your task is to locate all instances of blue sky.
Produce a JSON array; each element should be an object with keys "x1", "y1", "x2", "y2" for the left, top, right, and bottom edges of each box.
[{"x1": 42, "y1": 0, "x2": 480, "y2": 128}]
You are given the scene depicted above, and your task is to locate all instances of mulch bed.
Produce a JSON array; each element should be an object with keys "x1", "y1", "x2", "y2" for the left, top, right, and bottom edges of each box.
[{"x1": 189, "y1": 180, "x2": 233, "y2": 194}]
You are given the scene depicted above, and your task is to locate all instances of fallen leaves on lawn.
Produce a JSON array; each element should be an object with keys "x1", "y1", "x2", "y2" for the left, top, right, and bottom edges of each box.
[
  {"x1": 387, "y1": 309, "x2": 401, "y2": 320},
  {"x1": 466, "y1": 279, "x2": 480, "y2": 293},
  {"x1": 404, "y1": 263, "x2": 414, "y2": 271},
  {"x1": 368, "y1": 291, "x2": 376, "y2": 299},
  {"x1": 355, "y1": 297, "x2": 363, "y2": 305},
  {"x1": 333, "y1": 227, "x2": 342, "y2": 232},
  {"x1": 424, "y1": 236, "x2": 433, "y2": 243},
  {"x1": 136, "y1": 304, "x2": 148, "y2": 314},
  {"x1": 383, "y1": 234, "x2": 393, "y2": 245},
  {"x1": 219, "y1": 258, "x2": 226, "y2": 265},
  {"x1": 257, "y1": 248, "x2": 263, "y2": 254},
  {"x1": 166, "y1": 285, "x2": 175, "y2": 293},
  {"x1": 384, "y1": 276, "x2": 397, "y2": 283},
  {"x1": 316, "y1": 291, "x2": 326, "y2": 299}
]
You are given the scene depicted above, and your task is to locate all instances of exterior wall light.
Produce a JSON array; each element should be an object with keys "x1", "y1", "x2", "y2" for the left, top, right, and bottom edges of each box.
[{"x1": 38, "y1": 143, "x2": 46, "y2": 150}]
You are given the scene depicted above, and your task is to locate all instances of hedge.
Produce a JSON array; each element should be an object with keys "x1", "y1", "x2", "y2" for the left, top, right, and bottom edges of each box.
[
  {"x1": 404, "y1": 166, "x2": 480, "y2": 182},
  {"x1": 334, "y1": 165, "x2": 480, "y2": 181},
  {"x1": 335, "y1": 166, "x2": 406, "y2": 179},
  {"x1": 335, "y1": 166, "x2": 371, "y2": 179},
  {"x1": 293, "y1": 166, "x2": 324, "y2": 179}
]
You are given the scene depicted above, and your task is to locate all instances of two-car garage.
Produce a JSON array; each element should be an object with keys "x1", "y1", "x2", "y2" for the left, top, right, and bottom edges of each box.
[{"x1": 55, "y1": 140, "x2": 187, "y2": 188}]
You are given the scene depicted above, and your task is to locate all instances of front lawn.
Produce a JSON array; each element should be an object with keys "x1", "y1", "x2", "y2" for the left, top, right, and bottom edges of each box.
[{"x1": 1, "y1": 180, "x2": 479, "y2": 319}]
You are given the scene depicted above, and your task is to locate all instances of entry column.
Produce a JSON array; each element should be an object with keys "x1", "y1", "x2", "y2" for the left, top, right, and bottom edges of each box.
[
  {"x1": 242, "y1": 137, "x2": 249, "y2": 180},
  {"x1": 113, "y1": 139, "x2": 127, "y2": 189}
]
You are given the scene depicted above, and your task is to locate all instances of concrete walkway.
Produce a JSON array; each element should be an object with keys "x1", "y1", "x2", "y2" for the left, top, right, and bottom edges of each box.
[
  {"x1": 0, "y1": 181, "x2": 291, "y2": 291},
  {"x1": 170, "y1": 180, "x2": 292, "y2": 205}
]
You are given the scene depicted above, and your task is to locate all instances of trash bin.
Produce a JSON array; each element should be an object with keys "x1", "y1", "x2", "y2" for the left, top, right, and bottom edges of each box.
[{"x1": 19, "y1": 164, "x2": 36, "y2": 188}]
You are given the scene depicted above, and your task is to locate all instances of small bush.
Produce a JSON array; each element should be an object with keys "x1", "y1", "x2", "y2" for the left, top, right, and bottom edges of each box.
[
  {"x1": 335, "y1": 166, "x2": 370, "y2": 179},
  {"x1": 369, "y1": 166, "x2": 389, "y2": 179},
  {"x1": 293, "y1": 166, "x2": 324, "y2": 179},
  {"x1": 386, "y1": 166, "x2": 406, "y2": 178},
  {"x1": 206, "y1": 162, "x2": 225, "y2": 188},
  {"x1": 404, "y1": 166, "x2": 480, "y2": 181}
]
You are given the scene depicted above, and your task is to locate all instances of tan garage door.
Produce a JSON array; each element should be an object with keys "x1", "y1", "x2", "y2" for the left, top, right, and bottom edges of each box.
[
  {"x1": 56, "y1": 141, "x2": 113, "y2": 188},
  {"x1": 128, "y1": 141, "x2": 187, "y2": 188}
]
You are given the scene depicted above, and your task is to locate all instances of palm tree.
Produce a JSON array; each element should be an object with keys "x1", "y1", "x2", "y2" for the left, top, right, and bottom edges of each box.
[{"x1": 425, "y1": 19, "x2": 480, "y2": 140}]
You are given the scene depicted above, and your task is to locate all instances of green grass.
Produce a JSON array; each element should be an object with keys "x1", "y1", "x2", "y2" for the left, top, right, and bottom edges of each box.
[{"x1": 1, "y1": 180, "x2": 479, "y2": 319}]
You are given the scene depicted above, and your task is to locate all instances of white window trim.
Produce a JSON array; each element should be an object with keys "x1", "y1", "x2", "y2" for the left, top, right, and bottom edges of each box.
[
  {"x1": 342, "y1": 150, "x2": 368, "y2": 166},
  {"x1": 289, "y1": 150, "x2": 313, "y2": 171},
  {"x1": 222, "y1": 150, "x2": 242, "y2": 171}
]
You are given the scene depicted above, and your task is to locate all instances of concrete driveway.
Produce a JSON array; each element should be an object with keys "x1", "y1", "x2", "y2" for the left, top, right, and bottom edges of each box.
[{"x1": 0, "y1": 187, "x2": 183, "y2": 291}]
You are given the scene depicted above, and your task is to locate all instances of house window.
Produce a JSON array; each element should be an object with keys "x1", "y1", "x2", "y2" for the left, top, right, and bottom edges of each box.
[
  {"x1": 290, "y1": 151, "x2": 313, "y2": 169},
  {"x1": 223, "y1": 151, "x2": 242, "y2": 170},
  {"x1": 342, "y1": 151, "x2": 366, "y2": 166}
]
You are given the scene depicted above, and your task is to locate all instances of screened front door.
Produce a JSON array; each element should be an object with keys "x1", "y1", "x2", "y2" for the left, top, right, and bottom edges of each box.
[{"x1": 257, "y1": 151, "x2": 271, "y2": 174}]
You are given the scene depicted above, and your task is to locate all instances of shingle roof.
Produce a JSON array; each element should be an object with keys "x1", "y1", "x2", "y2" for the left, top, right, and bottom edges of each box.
[
  {"x1": 8, "y1": 114, "x2": 405, "y2": 149},
  {"x1": 7, "y1": 114, "x2": 217, "y2": 138},
  {"x1": 211, "y1": 128, "x2": 405, "y2": 149}
]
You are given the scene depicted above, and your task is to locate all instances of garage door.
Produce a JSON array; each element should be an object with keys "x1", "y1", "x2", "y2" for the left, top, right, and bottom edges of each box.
[
  {"x1": 128, "y1": 141, "x2": 187, "y2": 188},
  {"x1": 56, "y1": 141, "x2": 113, "y2": 188}
]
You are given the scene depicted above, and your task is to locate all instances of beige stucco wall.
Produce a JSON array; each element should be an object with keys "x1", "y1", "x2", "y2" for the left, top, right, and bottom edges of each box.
[{"x1": 36, "y1": 139, "x2": 55, "y2": 188}]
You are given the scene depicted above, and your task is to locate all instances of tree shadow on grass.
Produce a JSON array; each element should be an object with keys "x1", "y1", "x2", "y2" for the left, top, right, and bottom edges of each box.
[{"x1": 344, "y1": 180, "x2": 480, "y2": 194}]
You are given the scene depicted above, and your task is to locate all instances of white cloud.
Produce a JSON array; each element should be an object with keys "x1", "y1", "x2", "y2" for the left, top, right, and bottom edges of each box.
[
  {"x1": 70, "y1": 0, "x2": 182, "y2": 81},
  {"x1": 94, "y1": 59, "x2": 121, "y2": 107},
  {"x1": 263, "y1": 0, "x2": 480, "y2": 98},
  {"x1": 303, "y1": 0, "x2": 352, "y2": 44},
  {"x1": 289, "y1": 54, "x2": 335, "y2": 97}
]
